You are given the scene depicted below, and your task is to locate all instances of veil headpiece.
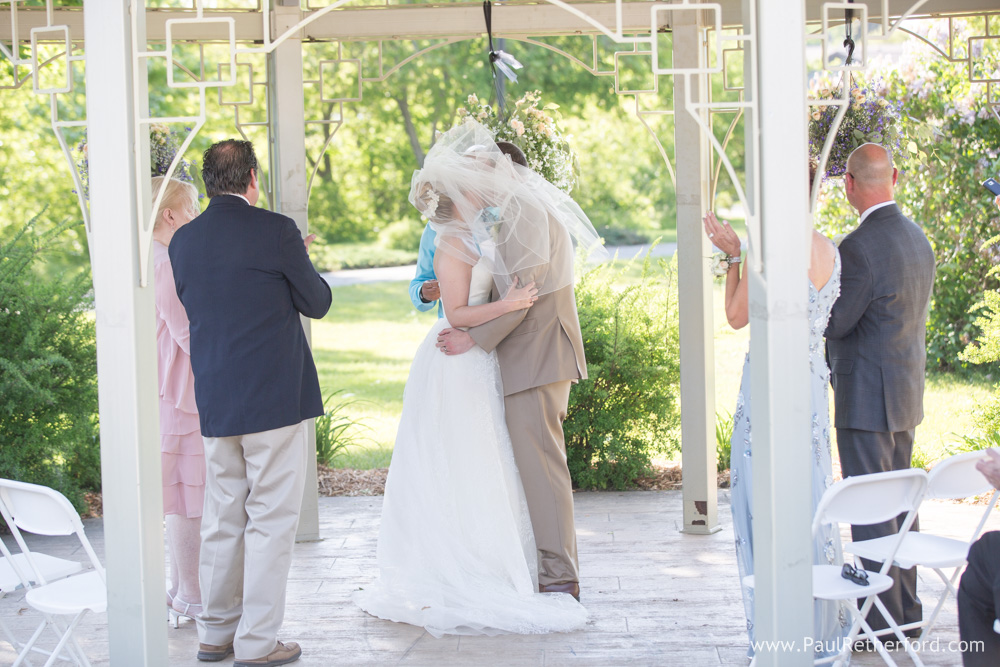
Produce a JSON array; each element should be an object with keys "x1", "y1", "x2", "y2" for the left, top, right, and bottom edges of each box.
[{"x1": 409, "y1": 119, "x2": 607, "y2": 296}]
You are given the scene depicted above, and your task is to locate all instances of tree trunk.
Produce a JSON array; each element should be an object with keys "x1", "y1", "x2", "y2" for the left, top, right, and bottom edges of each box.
[{"x1": 394, "y1": 88, "x2": 425, "y2": 167}]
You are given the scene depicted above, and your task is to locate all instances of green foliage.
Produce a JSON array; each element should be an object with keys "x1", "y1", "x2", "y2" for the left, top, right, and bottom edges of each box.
[
  {"x1": 715, "y1": 409, "x2": 733, "y2": 474},
  {"x1": 564, "y1": 252, "x2": 681, "y2": 490},
  {"x1": 315, "y1": 391, "x2": 371, "y2": 467},
  {"x1": 948, "y1": 430, "x2": 1000, "y2": 456},
  {"x1": 594, "y1": 226, "x2": 651, "y2": 246},
  {"x1": 0, "y1": 215, "x2": 99, "y2": 511},
  {"x1": 310, "y1": 243, "x2": 417, "y2": 273},
  {"x1": 814, "y1": 42, "x2": 1000, "y2": 370},
  {"x1": 378, "y1": 219, "x2": 425, "y2": 252}
]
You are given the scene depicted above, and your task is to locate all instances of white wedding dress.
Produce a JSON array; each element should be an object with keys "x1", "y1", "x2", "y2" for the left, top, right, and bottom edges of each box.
[{"x1": 354, "y1": 261, "x2": 587, "y2": 637}]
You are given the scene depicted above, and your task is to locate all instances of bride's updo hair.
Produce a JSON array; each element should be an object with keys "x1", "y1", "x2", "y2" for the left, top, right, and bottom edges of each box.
[{"x1": 416, "y1": 182, "x2": 455, "y2": 223}]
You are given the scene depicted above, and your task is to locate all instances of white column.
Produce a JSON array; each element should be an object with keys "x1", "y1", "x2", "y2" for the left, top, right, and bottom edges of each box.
[
  {"x1": 674, "y1": 9, "x2": 719, "y2": 535},
  {"x1": 84, "y1": 1, "x2": 168, "y2": 664},
  {"x1": 746, "y1": 0, "x2": 814, "y2": 663},
  {"x1": 267, "y1": 0, "x2": 320, "y2": 542}
]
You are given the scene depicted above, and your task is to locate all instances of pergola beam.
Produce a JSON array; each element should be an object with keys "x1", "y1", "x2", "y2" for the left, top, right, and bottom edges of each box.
[{"x1": 4, "y1": 0, "x2": 996, "y2": 44}]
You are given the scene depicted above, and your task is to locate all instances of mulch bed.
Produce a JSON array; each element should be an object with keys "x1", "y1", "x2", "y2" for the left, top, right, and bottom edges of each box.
[{"x1": 316, "y1": 462, "x2": 731, "y2": 497}]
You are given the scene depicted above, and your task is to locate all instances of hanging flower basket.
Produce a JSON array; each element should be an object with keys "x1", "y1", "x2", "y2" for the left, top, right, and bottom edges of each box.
[
  {"x1": 808, "y1": 78, "x2": 908, "y2": 179},
  {"x1": 457, "y1": 91, "x2": 578, "y2": 194},
  {"x1": 75, "y1": 124, "x2": 195, "y2": 198}
]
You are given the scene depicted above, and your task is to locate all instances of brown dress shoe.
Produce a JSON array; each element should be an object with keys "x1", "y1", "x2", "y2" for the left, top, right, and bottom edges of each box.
[
  {"x1": 197, "y1": 642, "x2": 234, "y2": 662},
  {"x1": 539, "y1": 582, "x2": 581, "y2": 601},
  {"x1": 234, "y1": 640, "x2": 302, "y2": 667}
]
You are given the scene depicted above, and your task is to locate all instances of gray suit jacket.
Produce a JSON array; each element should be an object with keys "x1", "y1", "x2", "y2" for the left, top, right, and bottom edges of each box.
[{"x1": 825, "y1": 203, "x2": 935, "y2": 433}]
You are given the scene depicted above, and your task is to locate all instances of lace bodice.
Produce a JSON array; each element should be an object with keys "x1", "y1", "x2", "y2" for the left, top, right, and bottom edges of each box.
[{"x1": 808, "y1": 250, "x2": 842, "y2": 380}]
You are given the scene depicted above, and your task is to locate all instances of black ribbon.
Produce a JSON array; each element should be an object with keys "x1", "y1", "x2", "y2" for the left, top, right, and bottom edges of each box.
[
  {"x1": 843, "y1": 0, "x2": 856, "y2": 66},
  {"x1": 483, "y1": 0, "x2": 509, "y2": 122}
]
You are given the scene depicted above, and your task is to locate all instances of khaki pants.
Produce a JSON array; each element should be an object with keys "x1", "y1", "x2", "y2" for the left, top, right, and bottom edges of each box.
[
  {"x1": 198, "y1": 421, "x2": 307, "y2": 659},
  {"x1": 503, "y1": 380, "x2": 579, "y2": 586}
]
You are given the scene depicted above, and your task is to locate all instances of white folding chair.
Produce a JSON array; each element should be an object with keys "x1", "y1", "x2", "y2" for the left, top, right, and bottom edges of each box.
[
  {"x1": 1, "y1": 522, "x2": 84, "y2": 667},
  {"x1": 0, "y1": 479, "x2": 107, "y2": 667},
  {"x1": 745, "y1": 468, "x2": 927, "y2": 667},
  {"x1": 848, "y1": 450, "x2": 1000, "y2": 640}
]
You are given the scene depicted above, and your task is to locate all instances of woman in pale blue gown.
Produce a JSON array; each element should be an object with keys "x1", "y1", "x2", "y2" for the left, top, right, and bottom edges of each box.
[{"x1": 703, "y1": 211, "x2": 850, "y2": 661}]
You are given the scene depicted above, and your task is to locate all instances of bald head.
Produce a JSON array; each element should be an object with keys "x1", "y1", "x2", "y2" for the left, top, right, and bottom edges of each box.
[{"x1": 844, "y1": 143, "x2": 897, "y2": 213}]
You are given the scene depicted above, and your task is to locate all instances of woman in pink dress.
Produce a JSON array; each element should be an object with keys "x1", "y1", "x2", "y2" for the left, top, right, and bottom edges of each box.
[{"x1": 151, "y1": 176, "x2": 205, "y2": 624}]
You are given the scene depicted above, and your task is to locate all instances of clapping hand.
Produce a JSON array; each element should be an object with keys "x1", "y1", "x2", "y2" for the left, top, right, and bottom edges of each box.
[
  {"x1": 976, "y1": 448, "x2": 1000, "y2": 490},
  {"x1": 501, "y1": 277, "x2": 538, "y2": 312},
  {"x1": 703, "y1": 211, "x2": 742, "y2": 258}
]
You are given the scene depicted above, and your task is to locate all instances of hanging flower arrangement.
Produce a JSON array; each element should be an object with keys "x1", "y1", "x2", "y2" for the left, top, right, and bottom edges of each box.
[
  {"x1": 75, "y1": 124, "x2": 195, "y2": 198},
  {"x1": 808, "y1": 77, "x2": 909, "y2": 179},
  {"x1": 457, "y1": 91, "x2": 578, "y2": 194}
]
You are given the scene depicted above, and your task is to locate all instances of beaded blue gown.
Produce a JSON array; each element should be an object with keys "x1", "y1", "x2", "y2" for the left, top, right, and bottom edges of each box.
[{"x1": 729, "y1": 251, "x2": 850, "y2": 660}]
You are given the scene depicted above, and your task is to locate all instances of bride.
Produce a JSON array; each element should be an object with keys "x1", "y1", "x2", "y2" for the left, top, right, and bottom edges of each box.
[{"x1": 353, "y1": 120, "x2": 590, "y2": 637}]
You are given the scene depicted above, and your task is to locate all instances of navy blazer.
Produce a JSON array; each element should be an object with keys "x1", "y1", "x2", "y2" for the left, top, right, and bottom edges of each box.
[
  {"x1": 825, "y1": 203, "x2": 935, "y2": 433},
  {"x1": 169, "y1": 195, "x2": 332, "y2": 438}
]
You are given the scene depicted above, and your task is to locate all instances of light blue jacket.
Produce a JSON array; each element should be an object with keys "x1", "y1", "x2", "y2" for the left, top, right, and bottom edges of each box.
[{"x1": 409, "y1": 225, "x2": 443, "y2": 318}]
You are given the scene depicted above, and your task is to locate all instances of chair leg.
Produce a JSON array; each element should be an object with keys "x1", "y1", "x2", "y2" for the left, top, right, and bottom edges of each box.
[
  {"x1": 872, "y1": 596, "x2": 925, "y2": 667},
  {"x1": 41, "y1": 610, "x2": 88, "y2": 667},
  {"x1": 0, "y1": 617, "x2": 36, "y2": 667},
  {"x1": 12, "y1": 620, "x2": 47, "y2": 667},
  {"x1": 856, "y1": 613, "x2": 900, "y2": 667},
  {"x1": 918, "y1": 566, "x2": 961, "y2": 641}
]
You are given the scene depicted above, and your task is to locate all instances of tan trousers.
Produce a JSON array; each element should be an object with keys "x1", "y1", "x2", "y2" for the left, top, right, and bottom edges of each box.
[
  {"x1": 198, "y1": 421, "x2": 307, "y2": 659},
  {"x1": 503, "y1": 380, "x2": 579, "y2": 586}
]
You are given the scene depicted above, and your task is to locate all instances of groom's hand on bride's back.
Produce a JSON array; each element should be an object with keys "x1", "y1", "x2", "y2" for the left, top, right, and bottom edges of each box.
[{"x1": 436, "y1": 328, "x2": 476, "y2": 356}]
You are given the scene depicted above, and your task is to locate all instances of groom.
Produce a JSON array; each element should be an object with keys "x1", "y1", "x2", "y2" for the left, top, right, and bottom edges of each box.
[
  {"x1": 825, "y1": 142, "x2": 935, "y2": 637},
  {"x1": 436, "y1": 147, "x2": 586, "y2": 600}
]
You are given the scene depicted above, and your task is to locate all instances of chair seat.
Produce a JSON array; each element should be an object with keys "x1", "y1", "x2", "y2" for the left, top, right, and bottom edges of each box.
[
  {"x1": 743, "y1": 565, "x2": 894, "y2": 602},
  {"x1": 849, "y1": 533, "x2": 969, "y2": 570},
  {"x1": 25, "y1": 570, "x2": 106, "y2": 615},
  {"x1": 0, "y1": 553, "x2": 84, "y2": 592}
]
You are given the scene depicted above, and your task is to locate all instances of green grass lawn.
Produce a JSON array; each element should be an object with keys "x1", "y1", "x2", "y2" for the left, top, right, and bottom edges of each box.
[{"x1": 313, "y1": 270, "x2": 994, "y2": 471}]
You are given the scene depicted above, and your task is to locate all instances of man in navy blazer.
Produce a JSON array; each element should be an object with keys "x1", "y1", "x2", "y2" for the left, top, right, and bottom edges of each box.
[
  {"x1": 170, "y1": 139, "x2": 331, "y2": 667},
  {"x1": 825, "y1": 143, "x2": 935, "y2": 640}
]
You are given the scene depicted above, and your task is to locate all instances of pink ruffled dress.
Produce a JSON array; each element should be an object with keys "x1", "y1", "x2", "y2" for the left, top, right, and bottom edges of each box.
[{"x1": 154, "y1": 241, "x2": 205, "y2": 518}]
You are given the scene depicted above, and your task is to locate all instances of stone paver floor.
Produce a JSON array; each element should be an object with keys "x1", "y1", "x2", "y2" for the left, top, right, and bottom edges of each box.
[{"x1": 2, "y1": 489, "x2": 994, "y2": 666}]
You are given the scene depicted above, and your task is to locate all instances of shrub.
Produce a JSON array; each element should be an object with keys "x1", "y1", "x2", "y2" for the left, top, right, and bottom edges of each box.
[
  {"x1": 378, "y1": 219, "x2": 425, "y2": 252},
  {"x1": 564, "y1": 251, "x2": 682, "y2": 490},
  {"x1": 0, "y1": 216, "x2": 99, "y2": 512},
  {"x1": 310, "y1": 243, "x2": 418, "y2": 272},
  {"x1": 315, "y1": 390, "x2": 371, "y2": 466},
  {"x1": 715, "y1": 409, "x2": 733, "y2": 473}
]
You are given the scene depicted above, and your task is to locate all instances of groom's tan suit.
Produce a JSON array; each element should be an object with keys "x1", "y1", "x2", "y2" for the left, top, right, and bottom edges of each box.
[{"x1": 469, "y1": 216, "x2": 586, "y2": 587}]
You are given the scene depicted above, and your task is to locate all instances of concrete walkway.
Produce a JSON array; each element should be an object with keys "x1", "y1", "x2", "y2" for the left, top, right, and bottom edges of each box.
[
  {"x1": 2, "y1": 489, "x2": 994, "y2": 666},
  {"x1": 320, "y1": 243, "x2": 678, "y2": 288}
]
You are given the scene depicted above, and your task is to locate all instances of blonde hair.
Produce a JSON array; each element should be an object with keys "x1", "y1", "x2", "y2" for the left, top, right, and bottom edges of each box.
[{"x1": 151, "y1": 176, "x2": 199, "y2": 231}]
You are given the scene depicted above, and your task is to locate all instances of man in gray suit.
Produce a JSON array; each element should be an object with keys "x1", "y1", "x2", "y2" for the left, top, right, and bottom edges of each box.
[{"x1": 825, "y1": 143, "x2": 935, "y2": 637}]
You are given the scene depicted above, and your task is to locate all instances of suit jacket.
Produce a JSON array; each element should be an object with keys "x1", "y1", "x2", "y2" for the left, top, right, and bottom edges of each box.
[
  {"x1": 825, "y1": 203, "x2": 935, "y2": 433},
  {"x1": 468, "y1": 214, "x2": 586, "y2": 397},
  {"x1": 169, "y1": 195, "x2": 332, "y2": 438}
]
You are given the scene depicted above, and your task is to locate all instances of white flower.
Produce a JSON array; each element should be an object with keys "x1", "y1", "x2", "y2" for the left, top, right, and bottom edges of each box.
[
  {"x1": 477, "y1": 111, "x2": 488, "y2": 121},
  {"x1": 467, "y1": 94, "x2": 479, "y2": 106},
  {"x1": 511, "y1": 119, "x2": 525, "y2": 136},
  {"x1": 710, "y1": 252, "x2": 732, "y2": 277},
  {"x1": 423, "y1": 189, "x2": 440, "y2": 219},
  {"x1": 457, "y1": 108, "x2": 468, "y2": 117},
  {"x1": 811, "y1": 109, "x2": 823, "y2": 121}
]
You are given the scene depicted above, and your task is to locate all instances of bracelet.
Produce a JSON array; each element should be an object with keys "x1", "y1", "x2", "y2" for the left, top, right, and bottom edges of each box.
[{"x1": 728, "y1": 254, "x2": 741, "y2": 266}]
